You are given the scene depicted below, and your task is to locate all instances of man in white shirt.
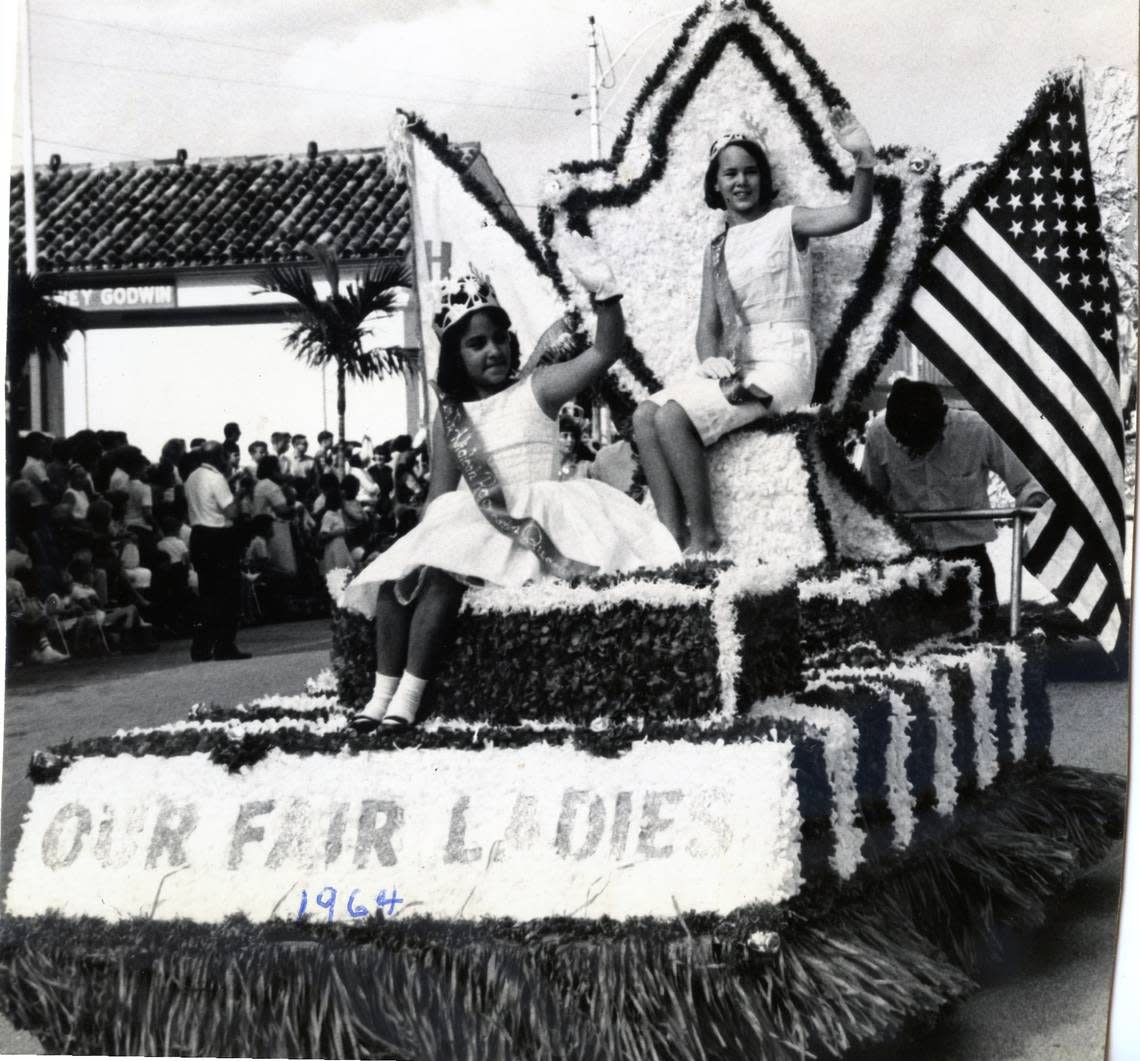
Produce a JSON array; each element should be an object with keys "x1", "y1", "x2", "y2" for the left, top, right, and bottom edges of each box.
[
  {"x1": 186, "y1": 442, "x2": 250, "y2": 661},
  {"x1": 862, "y1": 378, "x2": 1045, "y2": 619}
]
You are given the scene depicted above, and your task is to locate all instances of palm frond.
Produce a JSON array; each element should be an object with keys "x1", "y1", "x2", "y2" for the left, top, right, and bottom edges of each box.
[
  {"x1": 252, "y1": 264, "x2": 322, "y2": 314},
  {"x1": 6, "y1": 267, "x2": 86, "y2": 382}
]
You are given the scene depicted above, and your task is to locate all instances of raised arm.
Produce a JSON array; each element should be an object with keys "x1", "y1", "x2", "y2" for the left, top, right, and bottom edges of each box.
[
  {"x1": 533, "y1": 232, "x2": 627, "y2": 417},
  {"x1": 792, "y1": 108, "x2": 875, "y2": 241}
]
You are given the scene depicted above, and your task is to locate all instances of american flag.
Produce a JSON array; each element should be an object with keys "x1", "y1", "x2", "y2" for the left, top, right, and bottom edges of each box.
[{"x1": 901, "y1": 74, "x2": 1127, "y2": 653}]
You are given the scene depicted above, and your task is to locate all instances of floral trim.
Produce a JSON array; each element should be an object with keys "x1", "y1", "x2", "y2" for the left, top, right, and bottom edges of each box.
[
  {"x1": 794, "y1": 422, "x2": 839, "y2": 562},
  {"x1": 399, "y1": 110, "x2": 572, "y2": 302}
]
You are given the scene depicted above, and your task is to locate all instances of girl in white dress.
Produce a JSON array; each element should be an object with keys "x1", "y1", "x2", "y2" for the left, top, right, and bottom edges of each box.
[
  {"x1": 633, "y1": 109, "x2": 877, "y2": 555},
  {"x1": 343, "y1": 240, "x2": 681, "y2": 731}
]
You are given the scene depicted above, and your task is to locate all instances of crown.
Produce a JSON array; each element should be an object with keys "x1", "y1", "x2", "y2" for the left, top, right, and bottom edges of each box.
[
  {"x1": 432, "y1": 267, "x2": 508, "y2": 338},
  {"x1": 708, "y1": 123, "x2": 769, "y2": 160}
]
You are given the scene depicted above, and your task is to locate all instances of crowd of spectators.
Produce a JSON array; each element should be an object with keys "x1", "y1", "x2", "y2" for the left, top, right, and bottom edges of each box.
[{"x1": 6, "y1": 420, "x2": 433, "y2": 667}]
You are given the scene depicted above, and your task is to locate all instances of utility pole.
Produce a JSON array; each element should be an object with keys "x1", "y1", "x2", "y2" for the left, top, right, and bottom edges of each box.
[
  {"x1": 587, "y1": 16, "x2": 602, "y2": 160},
  {"x1": 20, "y1": 0, "x2": 43, "y2": 429}
]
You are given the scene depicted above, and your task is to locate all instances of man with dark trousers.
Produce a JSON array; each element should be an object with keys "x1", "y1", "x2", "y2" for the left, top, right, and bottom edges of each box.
[{"x1": 186, "y1": 441, "x2": 250, "y2": 661}]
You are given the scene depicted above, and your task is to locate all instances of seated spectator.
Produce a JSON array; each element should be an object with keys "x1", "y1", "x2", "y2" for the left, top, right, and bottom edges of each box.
[
  {"x1": 64, "y1": 464, "x2": 93, "y2": 520},
  {"x1": 7, "y1": 564, "x2": 65, "y2": 664}
]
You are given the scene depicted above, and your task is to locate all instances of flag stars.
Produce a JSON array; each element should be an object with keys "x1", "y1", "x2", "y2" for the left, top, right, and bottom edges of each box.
[
  {"x1": 1072, "y1": 194, "x2": 1087, "y2": 210},
  {"x1": 1050, "y1": 165, "x2": 1065, "y2": 181},
  {"x1": 1080, "y1": 300, "x2": 1094, "y2": 315},
  {"x1": 1056, "y1": 272, "x2": 1072, "y2": 289},
  {"x1": 1027, "y1": 165, "x2": 1044, "y2": 184},
  {"x1": 1049, "y1": 138, "x2": 1062, "y2": 153},
  {"x1": 1007, "y1": 193, "x2": 1023, "y2": 210},
  {"x1": 1052, "y1": 191, "x2": 1067, "y2": 209},
  {"x1": 1053, "y1": 217, "x2": 1070, "y2": 234},
  {"x1": 1047, "y1": 111, "x2": 1061, "y2": 129},
  {"x1": 1031, "y1": 218, "x2": 1048, "y2": 237},
  {"x1": 1030, "y1": 192, "x2": 1046, "y2": 211},
  {"x1": 1055, "y1": 244, "x2": 1071, "y2": 262},
  {"x1": 1009, "y1": 219, "x2": 1025, "y2": 238},
  {"x1": 1028, "y1": 138, "x2": 1043, "y2": 155},
  {"x1": 1075, "y1": 221, "x2": 1088, "y2": 237},
  {"x1": 985, "y1": 194, "x2": 1002, "y2": 212},
  {"x1": 1065, "y1": 111, "x2": 1078, "y2": 128},
  {"x1": 1032, "y1": 245, "x2": 1049, "y2": 264},
  {"x1": 1101, "y1": 328, "x2": 1114, "y2": 343},
  {"x1": 1079, "y1": 273, "x2": 1091, "y2": 288},
  {"x1": 1077, "y1": 246, "x2": 1090, "y2": 262},
  {"x1": 1067, "y1": 140, "x2": 1082, "y2": 158},
  {"x1": 1006, "y1": 166, "x2": 1022, "y2": 183}
]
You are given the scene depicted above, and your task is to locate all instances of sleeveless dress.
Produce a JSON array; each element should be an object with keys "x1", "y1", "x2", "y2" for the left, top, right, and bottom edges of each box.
[
  {"x1": 342, "y1": 376, "x2": 682, "y2": 617},
  {"x1": 646, "y1": 204, "x2": 816, "y2": 444}
]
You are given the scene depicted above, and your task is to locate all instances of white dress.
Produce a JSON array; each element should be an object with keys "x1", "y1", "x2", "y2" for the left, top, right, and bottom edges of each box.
[
  {"x1": 645, "y1": 205, "x2": 816, "y2": 444},
  {"x1": 342, "y1": 376, "x2": 682, "y2": 616}
]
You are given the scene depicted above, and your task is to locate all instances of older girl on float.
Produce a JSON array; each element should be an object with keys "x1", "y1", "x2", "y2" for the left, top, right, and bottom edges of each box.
[
  {"x1": 341, "y1": 240, "x2": 681, "y2": 731},
  {"x1": 633, "y1": 109, "x2": 877, "y2": 555}
]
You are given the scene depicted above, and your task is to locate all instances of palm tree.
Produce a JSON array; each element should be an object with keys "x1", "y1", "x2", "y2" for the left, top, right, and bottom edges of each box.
[
  {"x1": 6, "y1": 265, "x2": 86, "y2": 386},
  {"x1": 254, "y1": 243, "x2": 411, "y2": 453}
]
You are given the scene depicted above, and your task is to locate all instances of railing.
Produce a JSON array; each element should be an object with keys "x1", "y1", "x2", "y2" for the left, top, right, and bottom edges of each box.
[{"x1": 897, "y1": 507, "x2": 1041, "y2": 638}]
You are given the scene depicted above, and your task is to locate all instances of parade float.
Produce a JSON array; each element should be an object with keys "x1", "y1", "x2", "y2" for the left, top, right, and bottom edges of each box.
[{"x1": 0, "y1": 2, "x2": 1127, "y2": 1058}]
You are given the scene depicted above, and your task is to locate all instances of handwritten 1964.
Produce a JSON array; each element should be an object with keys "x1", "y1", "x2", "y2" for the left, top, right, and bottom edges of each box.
[{"x1": 296, "y1": 886, "x2": 405, "y2": 923}]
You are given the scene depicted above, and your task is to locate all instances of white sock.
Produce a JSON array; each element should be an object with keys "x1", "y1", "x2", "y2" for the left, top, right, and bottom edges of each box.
[
  {"x1": 360, "y1": 673, "x2": 400, "y2": 720},
  {"x1": 383, "y1": 672, "x2": 428, "y2": 725}
]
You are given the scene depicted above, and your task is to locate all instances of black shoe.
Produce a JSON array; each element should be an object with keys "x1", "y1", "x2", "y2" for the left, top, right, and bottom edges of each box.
[
  {"x1": 213, "y1": 647, "x2": 252, "y2": 661},
  {"x1": 348, "y1": 714, "x2": 382, "y2": 735}
]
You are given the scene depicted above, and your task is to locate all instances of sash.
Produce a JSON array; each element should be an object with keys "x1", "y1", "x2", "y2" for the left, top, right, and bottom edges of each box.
[
  {"x1": 710, "y1": 230, "x2": 772, "y2": 408},
  {"x1": 433, "y1": 385, "x2": 600, "y2": 581}
]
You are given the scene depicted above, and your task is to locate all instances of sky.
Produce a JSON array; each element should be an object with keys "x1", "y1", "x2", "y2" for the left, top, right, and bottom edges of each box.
[
  {"x1": 1, "y1": 0, "x2": 1137, "y2": 452},
  {"x1": 5, "y1": 0, "x2": 1138, "y2": 217}
]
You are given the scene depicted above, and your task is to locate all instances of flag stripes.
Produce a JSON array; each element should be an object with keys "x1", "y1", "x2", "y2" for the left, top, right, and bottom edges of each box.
[{"x1": 904, "y1": 296, "x2": 1123, "y2": 590}]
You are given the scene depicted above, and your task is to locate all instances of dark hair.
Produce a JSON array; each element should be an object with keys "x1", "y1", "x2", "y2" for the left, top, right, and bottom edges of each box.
[
  {"x1": 704, "y1": 139, "x2": 777, "y2": 210},
  {"x1": 160, "y1": 513, "x2": 182, "y2": 536},
  {"x1": 223, "y1": 422, "x2": 241, "y2": 439},
  {"x1": 292, "y1": 434, "x2": 307, "y2": 446},
  {"x1": 256, "y1": 454, "x2": 281, "y2": 481},
  {"x1": 317, "y1": 430, "x2": 333, "y2": 444},
  {"x1": 885, "y1": 379, "x2": 948, "y2": 458},
  {"x1": 341, "y1": 474, "x2": 360, "y2": 499},
  {"x1": 436, "y1": 308, "x2": 520, "y2": 401},
  {"x1": 248, "y1": 440, "x2": 267, "y2": 456}
]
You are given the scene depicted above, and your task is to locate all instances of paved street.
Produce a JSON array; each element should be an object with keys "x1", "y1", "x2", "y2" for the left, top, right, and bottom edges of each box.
[{"x1": 0, "y1": 623, "x2": 1128, "y2": 1058}]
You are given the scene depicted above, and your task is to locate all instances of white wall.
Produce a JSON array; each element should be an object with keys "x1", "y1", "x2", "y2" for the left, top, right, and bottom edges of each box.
[{"x1": 62, "y1": 318, "x2": 413, "y2": 460}]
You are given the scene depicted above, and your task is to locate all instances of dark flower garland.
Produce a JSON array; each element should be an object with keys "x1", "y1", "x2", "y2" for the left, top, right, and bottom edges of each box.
[
  {"x1": 840, "y1": 158, "x2": 945, "y2": 412},
  {"x1": 811, "y1": 408, "x2": 925, "y2": 551},
  {"x1": 793, "y1": 420, "x2": 839, "y2": 562},
  {"x1": 29, "y1": 714, "x2": 814, "y2": 784},
  {"x1": 398, "y1": 110, "x2": 573, "y2": 303},
  {"x1": 810, "y1": 171, "x2": 903, "y2": 407},
  {"x1": 189, "y1": 702, "x2": 339, "y2": 725}
]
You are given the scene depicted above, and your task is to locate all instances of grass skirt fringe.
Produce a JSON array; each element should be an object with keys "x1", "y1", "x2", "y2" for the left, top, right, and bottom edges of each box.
[{"x1": 0, "y1": 765, "x2": 1123, "y2": 1060}]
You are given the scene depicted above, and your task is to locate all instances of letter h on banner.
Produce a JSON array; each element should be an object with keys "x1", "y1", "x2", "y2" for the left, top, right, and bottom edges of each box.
[{"x1": 423, "y1": 240, "x2": 452, "y2": 281}]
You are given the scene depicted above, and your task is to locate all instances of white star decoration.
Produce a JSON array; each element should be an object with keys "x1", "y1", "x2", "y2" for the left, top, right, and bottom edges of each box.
[
  {"x1": 1067, "y1": 141, "x2": 1082, "y2": 158},
  {"x1": 1032, "y1": 245, "x2": 1048, "y2": 264},
  {"x1": 1009, "y1": 219, "x2": 1024, "y2": 237},
  {"x1": 1079, "y1": 274, "x2": 1091, "y2": 287},
  {"x1": 1028, "y1": 139, "x2": 1042, "y2": 155},
  {"x1": 1075, "y1": 221, "x2": 1088, "y2": 237},
  {"x1": 1052, "y1": 191, "x2": 1067, "y2": 209},
  {"x1": 1031, "y1": 218, "x2": 1047, "y2": 237},
  {"x1": 985, "y1": 195, "x2": 1001, "y2": 212},
  {"x1": 1056, "y1": 244, "x2": 1071, "y2": 262},
  {"x1": 1007, "y1": 193, "x2": 1023, "y2": 210},
  {"x1": 1053, "y1": 217, "x2": 1069, "y2": 234},
  {"x1": 1101, "y1": 328, "x2": 1114, "y2": 342},
  {"x1": 1047, "y1": 112, "x2": 1060, "y2": 129},
  {"x1": 1030, "y1": 192, "x2": 1045, "y2": 211},
  {"x1": 1050, "y1": 165, "x2": 1064, "y2": 181},
  {"x1": 1077, "y1": 247, "x2": 1090, "y2": 262},
  {"x1": 1049, "y1": 139, "x2": 1062, "y2": 153},
  {"x1": 1073, "y1": 195, "x2": 1087, "y2": 210},
  {"x1": 1080, "y1": 300, "x2": 1093, "y2": 314},
  {"x1": 1057, "y1": 272, "x2": 1071, "y2": 289},
  {"x1": 1028, "y1": 165, "x2": 1044, "y2": 184},
  {"x1": 1006, "y1": 167, "x2": 1021, "y2": 183}
]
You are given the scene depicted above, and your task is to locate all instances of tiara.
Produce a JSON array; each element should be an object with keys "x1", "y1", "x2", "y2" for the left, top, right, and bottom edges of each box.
[
  {"x1": 709, "y1": 125, "x2": 768, "y2": 160},
  {"x1": 432, "y1": 267, "x2": 506, "y2": 338}
]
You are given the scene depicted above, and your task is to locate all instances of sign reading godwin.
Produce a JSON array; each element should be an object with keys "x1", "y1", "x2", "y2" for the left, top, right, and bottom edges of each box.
[
  {"x1": 6, "y1": 743, "x2": 802, "y2": 923},
  {"x1": 56, "y1": 284, "x2": 177, "y2": 312}
]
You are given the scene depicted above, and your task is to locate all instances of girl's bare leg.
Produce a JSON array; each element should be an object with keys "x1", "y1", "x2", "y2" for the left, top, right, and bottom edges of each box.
[
  {"x1": 632, "y1": 401, "x2": 688, "y2": 547},
  {"x1": 655, "y1": 401, "x2": 720, "y2": 553}
]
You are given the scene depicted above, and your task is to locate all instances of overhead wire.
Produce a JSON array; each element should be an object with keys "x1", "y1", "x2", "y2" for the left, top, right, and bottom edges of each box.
[
  {"x1": 32, "y1": 54, "x2": 573, "y2": 115},
  {"x1": 10, "y1": 130, "x2": 153, "y2": 161},
  {"x1": 29, "y1": 7, "x2": 571, "y2": 99}
]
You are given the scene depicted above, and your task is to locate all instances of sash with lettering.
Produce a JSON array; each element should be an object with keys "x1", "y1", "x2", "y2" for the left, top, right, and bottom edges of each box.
[
  {"x1": 710, "y1": 229, "x2": 772, "y2": 407},
  {"x1": 433, "y1": 384, "x2": 599, "y2": 581}
]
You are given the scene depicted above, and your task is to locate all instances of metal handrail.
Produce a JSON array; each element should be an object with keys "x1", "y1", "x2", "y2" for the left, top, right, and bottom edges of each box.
[{"x1": 897, "y1": 506, "x2": 1043, "y2": 638}]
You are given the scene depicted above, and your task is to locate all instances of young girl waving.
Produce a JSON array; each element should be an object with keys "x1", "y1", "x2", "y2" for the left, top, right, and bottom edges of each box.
[
  {"x1": 633, "y1": 109, "x2": 876, "y2": 555},
  {"x1": 342, "y1": 240, "x2": 681, "y2": 730}
]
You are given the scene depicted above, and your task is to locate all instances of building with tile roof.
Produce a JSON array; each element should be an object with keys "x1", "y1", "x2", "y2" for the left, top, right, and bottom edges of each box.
[{"x1": 8, "y1": 138, "x2": 514, "y2": 443}]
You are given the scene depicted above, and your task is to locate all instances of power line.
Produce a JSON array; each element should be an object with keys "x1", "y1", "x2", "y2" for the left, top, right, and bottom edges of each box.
[
  {"x1": 33, "y1": 54, "x2": 572, "y2": 115},
  {"x1": 30, "y1": 8, "x2": 570, "y2": 99},
  {"x1": 10, "y1": 130, "x2": 153, "y2": 160}
]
